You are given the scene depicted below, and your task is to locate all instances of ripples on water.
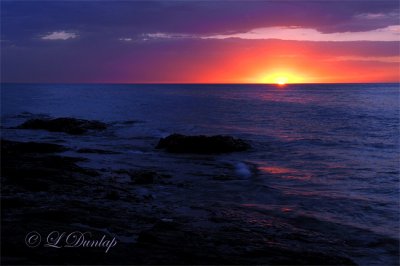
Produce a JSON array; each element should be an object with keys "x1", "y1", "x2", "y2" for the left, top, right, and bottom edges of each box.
[{"x1": 1, "y1": 83, "x2": 399, "y2": 264}]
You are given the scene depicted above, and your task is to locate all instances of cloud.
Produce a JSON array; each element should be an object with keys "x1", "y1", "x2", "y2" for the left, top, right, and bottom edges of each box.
[
  {"x1": 202, "y1": 25, "x2": 400, "y2": 42},
  {"x1": 3, "y1": 1, "x2": 399, "y2": 44},
  {"x1": 119, "y1": 38, "x2": 133, "y2": 42},
  {"x1": 41, "y1": 31, "x2": 78, "y2": 40},
  {"x1": 329, "y1": 56, "x2": 400, "y2": 63},
  {"x1": 355, "y1": 12, "x2": 398, "y2": 20},
  {"x1": 118, "y1": 32, "x2": 195, "y2": 42},
  {"x1": 142, "y1": 32, "x2": 195, "y2": 40}
]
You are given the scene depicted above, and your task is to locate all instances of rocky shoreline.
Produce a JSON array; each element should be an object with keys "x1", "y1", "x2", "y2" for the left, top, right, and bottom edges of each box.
[{"x1": 1, "y1": 117, "x2": 360, "y2": 265}]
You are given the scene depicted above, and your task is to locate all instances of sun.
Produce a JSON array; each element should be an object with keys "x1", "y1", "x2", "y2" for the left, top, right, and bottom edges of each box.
[
  {"x1": 275, "y1": 76, "x2": 288, "y2": 85},
  {"x1": 257, "y1": 70, "x2": 305, "y2": 85}
]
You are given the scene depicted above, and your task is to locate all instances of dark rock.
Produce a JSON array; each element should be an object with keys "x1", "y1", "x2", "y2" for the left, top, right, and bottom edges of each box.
[
  {"x1": 1, "y1": 197, "x2": 29, "y2": 209},
  {"x1": 105, "y1": 191, "x2": 120, "y2": 200},
  {"x1": 153, "y1": 219, "x2": 180, "y2": 230},
  {"x1": 17, "y1": 117, "x2": 107, "y2": 135},
  {"x1": 27, "y1": 209, "x2": 73, "y2": 223},
  {"x1": 156, "y1": 134, "x2": 251, "y2": 154},
  {"x1": 131, "y1": 170, "x2": 157, "y2": 184},
  {"x1": 1, "y1": 139, "x2": 98, "y2": 191},
  {"x1": 114, "y1": 169, "x2": 169, "y2": 185},
  {"x1": 1, "y1": 139, "x2": 67, "y2": 153},
  {"x1": 77, "y1": 148, "x2": 119, "y2": 154}
]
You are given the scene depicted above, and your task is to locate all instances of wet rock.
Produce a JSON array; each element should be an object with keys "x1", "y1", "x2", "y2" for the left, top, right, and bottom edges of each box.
[
  {"x1": 27, "y1": 209, "x2": 73, "y2": 223},
  {"x1": 17, "y1": 117, "x2": 107, "y2": 135},
  {"x1": 105, "y1": 191, "x2": 120, "y2": 200},
  {"x1": 131, "y1": 170, "x2": 157, "y2": 184},
  {"x1": 115, "y1": 169, "x2": 170, "y2": 185},
  {"x1": 1, "y1": 139, "x2": 98, "y2": 191},
  {"x1": 153, "y1": 219, "x2": 180, "y2": 230},
  {"x1": 1, "y1": 197, "x2": 28, "y2": 209},
  {"x1": 1, "y1": 139, "x2": 67, "y2": 153},
  {"x1": 156, "y1": 134, "x2": 251, "y2": 154}
]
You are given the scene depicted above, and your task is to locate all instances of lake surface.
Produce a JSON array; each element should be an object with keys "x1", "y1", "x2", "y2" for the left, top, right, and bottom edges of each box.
[{"x1": 1, "y1": 83, "x2": 399, "y2": 265}]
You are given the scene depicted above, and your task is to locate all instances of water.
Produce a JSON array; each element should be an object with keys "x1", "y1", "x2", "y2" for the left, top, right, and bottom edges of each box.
[{"x1": 1, "y1": 83, "x2": 399, "y2": 264}]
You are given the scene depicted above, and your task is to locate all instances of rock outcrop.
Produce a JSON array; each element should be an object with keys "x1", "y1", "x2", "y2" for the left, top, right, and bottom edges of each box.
[{"x1": 17, "y1": 117, "x2": 107, "y2": 135}]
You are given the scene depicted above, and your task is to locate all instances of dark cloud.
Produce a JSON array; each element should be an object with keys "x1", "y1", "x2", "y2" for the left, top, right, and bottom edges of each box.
[{"x1": 2, "y1": 0, "x2": 399, "y2": 42}]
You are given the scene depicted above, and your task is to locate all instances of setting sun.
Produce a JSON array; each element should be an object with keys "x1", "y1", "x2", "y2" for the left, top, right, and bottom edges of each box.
[
  {"x1": 275, "y1": 76, "x2": 288, "y2": 85},
  {"x1": 258, "y1": 71, "x2": 305, "y2": 84}
]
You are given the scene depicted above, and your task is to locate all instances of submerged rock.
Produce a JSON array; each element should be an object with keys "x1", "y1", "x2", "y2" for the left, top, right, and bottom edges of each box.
[
  {"x1": 156, "y1": 134, "x2": 250, "y2": 154},
  {"x1": 17, "y1": 117, "x2": 107, "y2": 135}
]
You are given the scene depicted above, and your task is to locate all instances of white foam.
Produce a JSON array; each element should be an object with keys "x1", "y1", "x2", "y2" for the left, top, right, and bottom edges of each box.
[{"x1": 235, "y1": 162, "x2": 252, "y2": 178}]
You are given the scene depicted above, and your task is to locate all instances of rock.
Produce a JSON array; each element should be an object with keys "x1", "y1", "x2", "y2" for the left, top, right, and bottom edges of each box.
[
  {"x1": 1, "y1": 139, "x2": 98, "y2": 191},
  {"x1": 105, "y1": 191, "x2": 120, "y2": 200},
  {"x1": 28, "y1": 209, "x2": 73, "y2": 223},
  {"x1": 2, "y1": 197, "x2": 29, "y2": 208},
  {"x1": 131, "y1": 170, "x2": 157, "y2": 184},
  {"x1": 115, "y1": 169, "x2": 169, "y2": 185},
  {"x1": 1, "y1": 139, "x2": 67, "y2": 153},
  {"x1": 17, "y1": 117, "x2": 107, "y2": 135},
  {"x1": 156, "y1": 134, "x2": 250, "y2": 154}
]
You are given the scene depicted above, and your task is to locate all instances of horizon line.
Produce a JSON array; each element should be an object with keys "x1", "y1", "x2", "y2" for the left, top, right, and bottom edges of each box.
[{"x1": 1, "y1": 82, "x2": 399, "y2": 85}]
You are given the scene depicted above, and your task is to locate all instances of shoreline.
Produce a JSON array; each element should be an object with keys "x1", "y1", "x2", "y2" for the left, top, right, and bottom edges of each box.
[
  {"x1": 2, "y1": 137, "x2": 359, "y2": 265},
  {"x1": 1, "y1": 110, "x2": 399, "y2": 265}
]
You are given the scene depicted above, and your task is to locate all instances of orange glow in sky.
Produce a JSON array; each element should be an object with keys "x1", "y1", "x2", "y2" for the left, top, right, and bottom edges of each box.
[
  {"x1": 1, "y1": 2, "x2": 399, "y2": 84},
  {"x1": 183, "y1": 40, "x2": 399, "y2": 84}
]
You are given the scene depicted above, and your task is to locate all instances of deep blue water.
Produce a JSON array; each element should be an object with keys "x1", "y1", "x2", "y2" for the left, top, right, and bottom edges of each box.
[{"x1": 1, "y1": 83, "x2": 399, "y2": 265}]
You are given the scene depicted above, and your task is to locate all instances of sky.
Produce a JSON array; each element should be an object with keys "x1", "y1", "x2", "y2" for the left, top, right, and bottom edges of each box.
[{"x1": 1, "y1": 0, "x2": 399, "y2": 84}]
